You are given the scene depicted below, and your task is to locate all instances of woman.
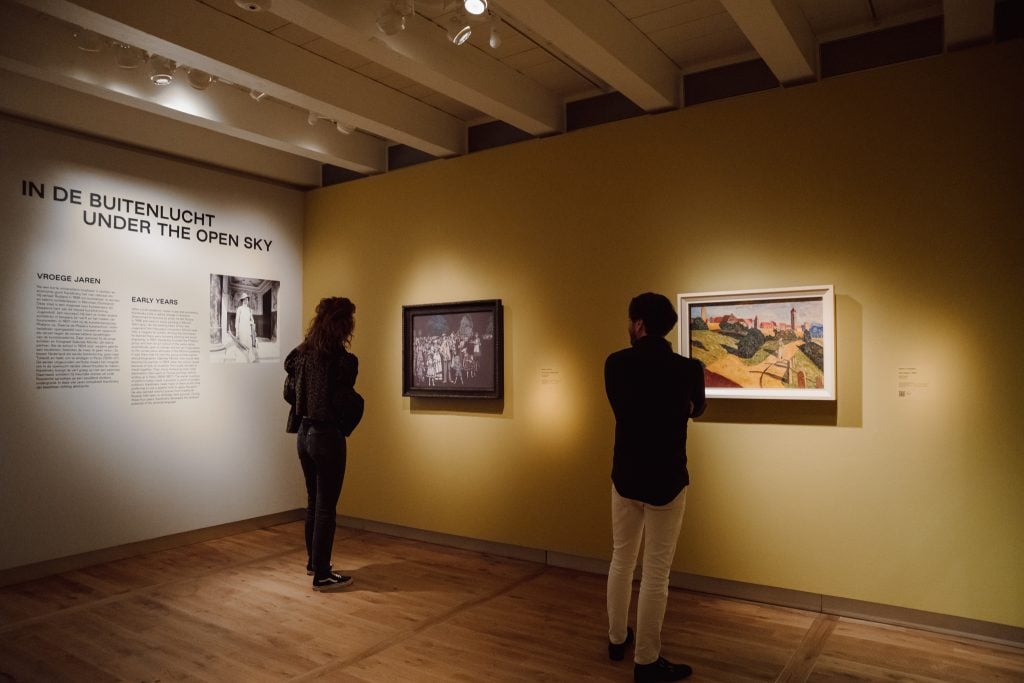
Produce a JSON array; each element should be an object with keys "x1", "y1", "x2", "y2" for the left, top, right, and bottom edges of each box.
[{"x1": 284, "y1": 297, "x2": 364, "y2": 592}]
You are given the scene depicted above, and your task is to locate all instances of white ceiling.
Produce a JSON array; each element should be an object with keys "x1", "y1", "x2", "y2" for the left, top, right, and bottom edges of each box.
[{"x1": 0, "y1": 0, "x2": 998, "y2": 187}]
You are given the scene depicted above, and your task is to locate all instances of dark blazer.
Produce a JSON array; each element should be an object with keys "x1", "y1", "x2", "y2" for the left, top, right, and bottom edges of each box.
[{"x1": 605, "y1": 335, "x2": 706, "y2": 505}]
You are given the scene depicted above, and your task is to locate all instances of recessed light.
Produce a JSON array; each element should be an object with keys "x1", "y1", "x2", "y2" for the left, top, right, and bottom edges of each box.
[{"x1": 234, "y1": 0, "x2": 271, "y2": 11}]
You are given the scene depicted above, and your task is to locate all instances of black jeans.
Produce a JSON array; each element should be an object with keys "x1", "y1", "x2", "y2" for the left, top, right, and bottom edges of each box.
[{"x1": 297, "y1": 419, "x2": 347, "y2": 579}]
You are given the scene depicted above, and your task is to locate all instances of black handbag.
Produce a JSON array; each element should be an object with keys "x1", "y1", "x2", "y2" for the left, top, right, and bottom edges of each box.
[
  {"x1": 286, "y1": 404, "x2": 301, "y2": 433},
  {"x1": 338, "y1": 389, "x2": 364, "y2": 436},
  {"x1": 284, "y1": 373, "x2": 300, "y2": 433}
]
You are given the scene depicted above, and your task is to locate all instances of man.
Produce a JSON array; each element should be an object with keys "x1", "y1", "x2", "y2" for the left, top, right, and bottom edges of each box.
[
  {"x1": 604, "y1": 292, "x2": 706, "y2": 682},
  {"x1": 235, "y1": 293, "x2": 257, "y2": 363}
]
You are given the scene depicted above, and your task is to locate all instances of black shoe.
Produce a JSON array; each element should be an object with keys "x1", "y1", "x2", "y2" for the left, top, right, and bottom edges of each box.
[
  {"x1": 609, "y1": 627, "x2": 634, "y2": 661},
  {"x1": 634, "y1": 657, "x2": 693, "y2": 682},
  {"x1": 312, "y1": 572, "x2": 353, "y2": 592}
]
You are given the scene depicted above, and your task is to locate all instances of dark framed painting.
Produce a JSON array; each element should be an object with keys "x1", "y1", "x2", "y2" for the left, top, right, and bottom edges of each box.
[
  {"x1": 678, "y1": 285, "x2": 836, "y2": 400},
  {"x1": 402, "y1": 299, "x2": 504, "y2": 399}
]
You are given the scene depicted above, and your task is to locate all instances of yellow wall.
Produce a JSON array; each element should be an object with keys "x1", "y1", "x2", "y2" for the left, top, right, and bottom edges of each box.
[{"x1": 304, "y1": 42, "x2": 1024, "y2": 628}]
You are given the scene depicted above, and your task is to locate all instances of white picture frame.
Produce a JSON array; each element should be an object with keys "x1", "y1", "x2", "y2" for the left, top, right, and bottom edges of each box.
[{"x1": 677, "y1": 285, "x2": 836, "y2": 400}]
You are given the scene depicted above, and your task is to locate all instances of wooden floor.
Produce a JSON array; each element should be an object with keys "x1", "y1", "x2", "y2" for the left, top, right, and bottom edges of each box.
[{"x1": 1, "y1": 522, "x2": 1022, "y2": 682}]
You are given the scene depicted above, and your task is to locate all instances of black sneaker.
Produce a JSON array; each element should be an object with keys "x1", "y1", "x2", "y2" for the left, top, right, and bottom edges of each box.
[
  {"x1": 312, "y1": 572, "x2": 353, "y2": 592},
  {"x1": 634, "y1": 657, "x2": 693, "y2": 682},
  {"x1": 609, "y1": 627, "x2": 634, "y2": 661}
]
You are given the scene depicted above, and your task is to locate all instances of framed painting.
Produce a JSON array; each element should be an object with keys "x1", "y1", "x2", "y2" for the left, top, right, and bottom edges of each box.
[
  {"x1": 678, "y1": 285, "x2": 836, "y2": 400},
  {"x1": 402, "y1": 299, "x2": 504, "y2": 399}
]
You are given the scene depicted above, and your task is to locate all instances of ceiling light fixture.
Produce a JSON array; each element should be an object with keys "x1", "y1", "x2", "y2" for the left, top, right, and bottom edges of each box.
[
  {"x1": 307, "y1": 111, "x2": 321, "y2": 126},
  {"x1": 186, "y1": 68, "x2": 214, "y2": 90},
  {"x1": 234, "y1": 0, "x2": 271, "y2": 11},
  {"x1": 149, "y1": 56, "x2": 176, "y2": 85},
  {"x1": 73, "y1": 27, "x2": 105, "y2": 53},
  {"x1": 376, "y1": 7, "x2": 405, "y2": 35},
  {"x1": 447, "y1": 12, "x2": 472, "y2": 45},
  {"x1": 376, "y1": 0, "x2": 415, "y2": 35},
  {"x1": 336, "y1": 121, "x2": 355, "y2": 135},
  {"x1": 250, "y1": 89, "x2": 267, "y2": 102},
  {"x1": 463, "y1": 0, "x2": 487, "y2": 16},
  {"x1": 114, "y1": 43, "x2": 147, "y2": 69},
  {"x1": 488, "y1": 13, "x2": 502, "y2": 49}
]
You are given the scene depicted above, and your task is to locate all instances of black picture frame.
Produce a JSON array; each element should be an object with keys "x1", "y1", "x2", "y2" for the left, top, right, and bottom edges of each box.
[{"x1": 402, "y1": 299, "x2": 504, "y2": 399}]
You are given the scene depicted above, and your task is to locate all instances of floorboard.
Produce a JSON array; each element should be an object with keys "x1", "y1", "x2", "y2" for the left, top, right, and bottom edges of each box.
[{"x1": 0, "y1": 521, "x2": 1021, "y2": 682}]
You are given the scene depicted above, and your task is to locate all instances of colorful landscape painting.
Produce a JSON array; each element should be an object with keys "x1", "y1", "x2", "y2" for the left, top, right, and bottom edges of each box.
[{"x1": 687, "y1": 296, "x2": 826, "y2": 391}]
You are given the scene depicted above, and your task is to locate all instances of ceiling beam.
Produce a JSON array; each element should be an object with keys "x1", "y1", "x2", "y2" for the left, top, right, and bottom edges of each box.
[
  {"x1": 0, "y1": 3, "x2": 386, "y2": 173},
  {"x1": 269, "y1": 0, "x2": 564, "y2": 136},
  {"x1": 943, "y1": 0, "x2": 995, "y2": 50},
  {"x1": 12, "y1": 0, "x2": 466, "y2": 157},
  {"x1": 0, "y1": 70, "x2": 323, "y2": 187},
  {"x1": 498, "y1": 0, "x2": 681, "y2": 111},
  {"x1": 720, "y1": 0, "x2": 817, "y2": 85}
]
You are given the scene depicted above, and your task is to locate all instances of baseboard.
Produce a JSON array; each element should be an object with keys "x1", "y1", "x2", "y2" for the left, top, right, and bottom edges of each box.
[
  {"x1": 822, "y1": 595, "x2": 1024, "y2": 648},
  {"x1": 337, "y1": 515, "x2": 548, "y2": 563},
  {"x1": 668, "y1": 571, "x2": 824, "y2": 613},
  {"x1": 0, "y1": 509, "x2": 304, "y2": 588},
  {"x1": 338, "y1": 516, "x2": 1024, "y2": 648}
]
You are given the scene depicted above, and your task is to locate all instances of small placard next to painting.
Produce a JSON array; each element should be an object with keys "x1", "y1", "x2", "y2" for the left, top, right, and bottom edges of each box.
[{"x1": 678, "y1": 285, "x2": 836, "y2": 400}]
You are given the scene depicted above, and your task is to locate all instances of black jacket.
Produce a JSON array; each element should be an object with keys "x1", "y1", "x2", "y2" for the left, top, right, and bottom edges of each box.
[
  {"x1": 605, "y1": 335, "x2": 706, "y2": 505},
  {"x1": 284, "y1": 345, "x2": 363, "y2": 436}
]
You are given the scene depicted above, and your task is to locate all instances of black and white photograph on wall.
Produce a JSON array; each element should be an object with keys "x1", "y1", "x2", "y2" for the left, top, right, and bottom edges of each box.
[
  {"x1": 403, "y1": 300, "x2": 503, "y2": 399},
  {"x1": 209, "y1": 274, "x2": 281, "y2": 363}
]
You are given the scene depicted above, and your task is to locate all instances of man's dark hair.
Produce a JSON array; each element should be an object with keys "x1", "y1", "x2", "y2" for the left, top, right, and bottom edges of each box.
[{"x1": 628, "y1": 292, "x2": 678, "y2": 338}]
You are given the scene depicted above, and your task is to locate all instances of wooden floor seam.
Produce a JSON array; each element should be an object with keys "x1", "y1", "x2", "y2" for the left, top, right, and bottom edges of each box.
[
  {"x1": 774, "y1": 613, "x2": 839, "y2": 682},
  {"x1": 0, "y1": 541, "x2": 317, "y2": 635},
  {"x1": 293, "y1": 564, "x2": 550, "y2": 681}
]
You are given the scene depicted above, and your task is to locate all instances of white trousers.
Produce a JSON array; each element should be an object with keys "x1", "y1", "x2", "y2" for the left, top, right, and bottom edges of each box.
[{"x1": 606, "y1": 485, "x2": 688, "y2": 665}]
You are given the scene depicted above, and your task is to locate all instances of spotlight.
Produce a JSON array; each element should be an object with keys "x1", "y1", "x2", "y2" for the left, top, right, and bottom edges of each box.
[
  {"x1": 73, "y1": 27, "x2": 104, "y2": 53},
  {"x1": 377, "y1": 0, "x2": 415, "y2": 34},
  {"x1": 149, "y1": 56, "x2": 176, "y2": 85},
  {"x1": 186, "y1": 68, "x2": 213, "y2": 90},
  {"x1": 376, "y1": 7, "x2": 405, "y2": 35},
  {"x1": 307, "y1": 111, "x2": 320, "y2": 125},
  {"x1": 250, "y1": 89, "x2": 267, "y2": 101},
  {"x1": 447, "y1": 13, "x2": 472, "y2": 45},
  {"x1": 488, "y1": 14, "x2": 502, "y2": 49},
  {"x1": 464, "y1": 0, "x2": 487, "y2": 15},
  {"x1": 336, "y1": 121, "x2": 355, "y2": 135},
  {"x1": 114, "y1": 43, "x2": 146, "y2": 69}
]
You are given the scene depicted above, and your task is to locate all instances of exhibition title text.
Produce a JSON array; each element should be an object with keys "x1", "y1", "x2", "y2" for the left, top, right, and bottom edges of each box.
[{"x1": 19, "y1": 180, "x2": 273, "y2": 252}]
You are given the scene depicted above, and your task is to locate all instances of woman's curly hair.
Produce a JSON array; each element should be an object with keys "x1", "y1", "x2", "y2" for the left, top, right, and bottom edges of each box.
[{"x1": 302, "y1": 297, "x2": 355, "y2": 352}]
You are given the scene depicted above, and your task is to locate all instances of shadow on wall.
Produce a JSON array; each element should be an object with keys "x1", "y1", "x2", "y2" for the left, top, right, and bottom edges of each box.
[
  {"x1": 698, "y1": 294, "x2": 863, "y2": 428},
  {"x1": 410, "y1": 397, "x2": 505, "y2": 416}
]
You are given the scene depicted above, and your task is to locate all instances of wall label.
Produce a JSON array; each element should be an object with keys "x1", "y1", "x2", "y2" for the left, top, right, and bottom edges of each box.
[
  {"x1": 897, "y1": 367, "x2": 931, "y2": 398},
  {"x1": 540, "y1": 368, "x2": 561, "y2": 385},
  {"x1": 35, "y1": 284, "x2": 120, "y2": 389}
]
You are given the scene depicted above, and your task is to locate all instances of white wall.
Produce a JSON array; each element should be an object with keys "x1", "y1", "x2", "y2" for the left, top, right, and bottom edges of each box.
[{"x1": 0, "y1": 117, "x2": 305, "y2": 570}]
